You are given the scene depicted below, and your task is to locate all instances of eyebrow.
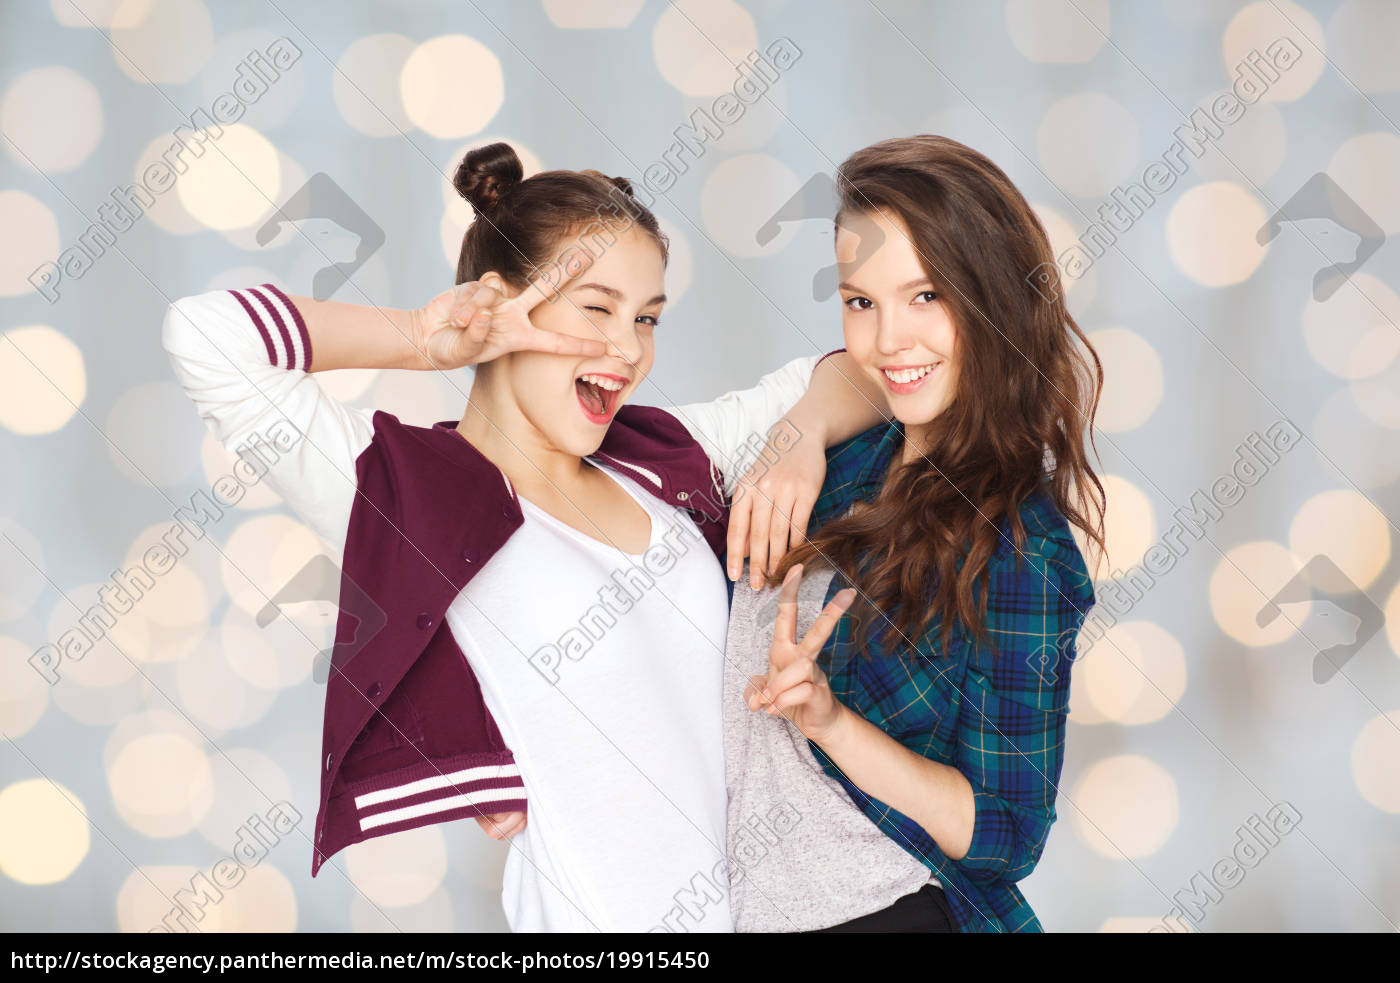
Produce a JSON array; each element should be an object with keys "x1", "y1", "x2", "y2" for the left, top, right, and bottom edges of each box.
[
  {"x1": 575, "y1": 282, "x2": 666, "y2": 307},
  {"x1": 837, "y1": 276, "x2": 933, "y2": 293}
]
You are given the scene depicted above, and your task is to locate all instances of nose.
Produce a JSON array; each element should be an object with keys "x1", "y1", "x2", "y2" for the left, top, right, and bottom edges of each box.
[
  {"x1": 874, "y1": 308, "x2": 914, "y2": 357},
  {"x1": 604, "y1": 319, "x2": 645, "y2": 366}
]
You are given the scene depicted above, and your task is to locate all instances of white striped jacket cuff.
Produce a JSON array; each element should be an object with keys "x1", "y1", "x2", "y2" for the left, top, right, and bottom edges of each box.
[
  {"x1": 353, "y1": 763, "x2": 526, "y2": 832},
  {"x1": 226, "y1": 282, "x2": 313, "y2": 372}
]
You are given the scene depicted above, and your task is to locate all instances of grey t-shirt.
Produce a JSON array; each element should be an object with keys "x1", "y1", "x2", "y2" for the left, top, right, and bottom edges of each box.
[{"x1": 723, "y1": 563, "x2": 934, "y2": 932}]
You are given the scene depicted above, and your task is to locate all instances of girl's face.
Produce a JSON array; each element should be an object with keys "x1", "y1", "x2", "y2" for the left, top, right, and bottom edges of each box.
[
  {"x1": 495, "y1": 227, "x2": 666, "y2": 457},
  {"x1": 835, "y1": 208, "x2": 959, "y2": 433}
]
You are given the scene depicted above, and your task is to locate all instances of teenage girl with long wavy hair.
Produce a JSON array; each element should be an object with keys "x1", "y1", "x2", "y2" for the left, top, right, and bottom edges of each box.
[{"x1": 722, "y1": 134, "x2": 1107, "y2": 933}]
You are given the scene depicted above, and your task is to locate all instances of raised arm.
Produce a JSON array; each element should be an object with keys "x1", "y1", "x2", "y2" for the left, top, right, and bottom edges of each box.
[
  {"x1": 286, "y1": 272, "x2": 608, "y2": 375},
  {"x1": 162, "y1": 283, "x2": 377, "y2": 556},
  {"x1": 788, "y1": 348, "x2": 890, "y2": 446}
]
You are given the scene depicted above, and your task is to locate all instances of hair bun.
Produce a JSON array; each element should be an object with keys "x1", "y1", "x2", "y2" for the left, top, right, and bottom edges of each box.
[{"x1": 454, "y1": 142, "x2": 524, "y2": 217}]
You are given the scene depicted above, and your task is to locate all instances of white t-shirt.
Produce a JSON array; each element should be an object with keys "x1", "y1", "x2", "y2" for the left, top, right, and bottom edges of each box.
[{"x1": 446, "y1": 461, "x2": 732, "y2": 932}]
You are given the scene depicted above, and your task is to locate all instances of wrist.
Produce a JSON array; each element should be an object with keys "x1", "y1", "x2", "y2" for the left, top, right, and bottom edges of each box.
[
  {"x1": 402, "y1": 306, "x2": 432, "y2": 370},
  {"x1": 810, "y1": 697, "x2": 852, "y2": 748},
  {"x1": 782, "y1": 399, "x2": 829, "y2": 450}
]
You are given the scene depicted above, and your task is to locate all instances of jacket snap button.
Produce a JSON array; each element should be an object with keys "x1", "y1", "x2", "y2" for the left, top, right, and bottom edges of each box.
[
  {"x1": 367, "y1": 682, "x2": 382, "y2": 699},
  {"x1": 501, "y1": 502, "x2": 512, "y2": 518},
  {"x1": 462, "y1": 548, "x2": 476, "y2": 564},
  {"x1": 676, "y1": 491, "x2": 689, "y2": 501},
  {"x1": 325, "y1": 752, "x2": 333, "y2": 772},
  {"x1": 416, "y1": 613, "x2": 434, "y2": 630}
]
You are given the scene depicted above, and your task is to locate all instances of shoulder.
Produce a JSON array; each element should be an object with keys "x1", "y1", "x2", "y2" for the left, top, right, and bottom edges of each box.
[
  {"x1": 990, "y1": 485, "x2": 1094, "y2": 607},
  {"x1": 604, "y1": 405, "x2": 716, "y2": 477},
  {"x1": 820, "y1": 420, "x2": 896, "y2": 495},
  {"x1": 612, "y1": 404, "x2": 695, "y2": 445},
  {"x1": 356, "y1": 411, "x2": 502, "y2": 487},
  {"x1": 825, "y1": 421, "x2": 891, "y2": 466},
  {"x1": 970, "y1": 487, "x2": 1096, "y2": 700}
]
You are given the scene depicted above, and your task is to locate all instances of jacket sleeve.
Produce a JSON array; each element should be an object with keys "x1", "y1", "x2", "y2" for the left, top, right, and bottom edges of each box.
[
  {"x1": 949, "y1": 531, "x2": 1095, "y2": 886},
  {"x1": 664, "y1": 354, "x2": 821, "y2": 498},
  {"x1": 161, "y1": 284, "x2": 375, "y2": 557}
]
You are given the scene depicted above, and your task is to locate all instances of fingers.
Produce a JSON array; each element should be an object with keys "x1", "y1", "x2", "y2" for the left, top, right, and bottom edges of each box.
[
  {"x1": 450, "y1": 282, "x2": 497, "y2": 326},
  {"x1": 475, "y1": 810, "x2": 527, "y2": 841},
  {"x1": 765, "y1": 680, "x2": 816, "y2": 714},
  {"x1": 516, "y1": 248, "x2": 596, "y2": 312},
  {"x1": 466, "y1": 305, "x2": 492, "y2": 345},
  {"x1": 742, "y1": 673, "x2": 768, "y2": 709},
  {"x1": 772, "y1": 563, "x2": 803, "y2": 648},
  {"x1": 725, "y1": 489, "x2": 752, "y2": 582},
  {"x1": 747, "y1": 490, "x2": 772, "y2": 590},
  {"x1": 527, "y1": 325, "x2": 608, "y2": 357},
  {"x1": 801, "y1": 587, "x2": 857, "y2": 656},
  {"x1": 746, "y1": 658, "x2": 816, "y2": 712},
  {"x1": 766, "y1": 490, "x2": 793, "y2": 579},
  {"x1": 789, "y1": 492, "x2": 815, "y2": 553}
]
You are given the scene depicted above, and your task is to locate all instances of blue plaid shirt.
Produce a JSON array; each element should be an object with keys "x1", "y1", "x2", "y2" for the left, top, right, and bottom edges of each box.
[{"x1": 805, "y1": 420, "x2": 1095, "y2": 932}]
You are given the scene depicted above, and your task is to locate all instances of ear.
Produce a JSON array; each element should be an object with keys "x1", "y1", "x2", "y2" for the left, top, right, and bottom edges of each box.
[{"x1": 477, "y1": 271, "x2": 512, "y2": 297}]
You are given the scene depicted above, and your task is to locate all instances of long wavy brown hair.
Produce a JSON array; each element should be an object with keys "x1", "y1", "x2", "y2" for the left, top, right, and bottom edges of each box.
[{"x1": 771, "y1": 135, "x2": 1107, "y2": 659}]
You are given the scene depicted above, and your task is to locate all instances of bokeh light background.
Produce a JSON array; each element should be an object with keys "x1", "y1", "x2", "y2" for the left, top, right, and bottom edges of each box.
[{"x1": 2, "y1": 0, "x2": 1398, "y2": 932}]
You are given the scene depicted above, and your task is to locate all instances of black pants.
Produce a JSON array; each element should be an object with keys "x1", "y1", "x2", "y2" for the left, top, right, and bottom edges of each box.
[{"x1": 809, "y1": 883, "x2": 957, "y2": 933}]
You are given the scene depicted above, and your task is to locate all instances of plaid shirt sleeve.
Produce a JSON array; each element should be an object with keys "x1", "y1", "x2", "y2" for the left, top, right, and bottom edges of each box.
[{"x1": 949, "y1": 527, "x2": 1095, "y2": 886}]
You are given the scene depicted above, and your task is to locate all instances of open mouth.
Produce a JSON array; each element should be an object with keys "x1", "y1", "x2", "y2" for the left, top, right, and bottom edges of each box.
[
  {"x1": 575, "y1": 372, "x2": 627, "y2": 425},
  {"x1": 880, "y1": 362, "x2": 940, "y2": 394}
]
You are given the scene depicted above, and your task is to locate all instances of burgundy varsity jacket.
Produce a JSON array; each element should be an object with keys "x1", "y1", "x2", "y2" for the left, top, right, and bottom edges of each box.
[{"x1": 310, "y1": 406, "x2": 732, "y2": 874}]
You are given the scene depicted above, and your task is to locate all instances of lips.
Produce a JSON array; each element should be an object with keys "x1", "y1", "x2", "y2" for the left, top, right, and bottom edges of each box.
[
  {"x1": 575, "y1": 372, "x2": 628, "y2": 425},
  {"x1": 880, "y1": 362, "x2": 940, "y2": 395}
]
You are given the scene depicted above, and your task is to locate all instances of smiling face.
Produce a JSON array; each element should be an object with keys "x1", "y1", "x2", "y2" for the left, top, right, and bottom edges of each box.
[
  {"x1": 489, "y1": 225, "x2": 666, "y2": 458},
  {"x1": 835, "y1": 208, "x2": 960, "y2": 444}
]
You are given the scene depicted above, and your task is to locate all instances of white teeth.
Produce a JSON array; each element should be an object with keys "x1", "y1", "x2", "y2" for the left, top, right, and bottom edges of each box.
[
  {"x1": 882, "y1": 364, "x2": 935, "y2": 384},
  {"x1": 579, "y1": 373, "x2": 625, "y2": 391}
]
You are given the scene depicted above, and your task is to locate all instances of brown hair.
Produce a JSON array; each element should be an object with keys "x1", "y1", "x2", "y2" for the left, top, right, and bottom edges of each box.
[
  {"x1": 772, "y1": 134, "x2": 1106, "y2": 658},
  {"x1": 453, "y1": 142, "x2": 668, "y2": 288}
]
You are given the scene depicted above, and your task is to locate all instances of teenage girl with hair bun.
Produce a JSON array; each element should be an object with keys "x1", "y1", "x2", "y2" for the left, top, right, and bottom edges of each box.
[{"x1": 164, "y1": 140, "x2": 885, "y2": 932}]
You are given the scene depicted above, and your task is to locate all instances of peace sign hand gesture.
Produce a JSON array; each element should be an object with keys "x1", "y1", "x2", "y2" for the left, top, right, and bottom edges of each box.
[
  {"x1": 410, "y1": 252, "x2": 607, "y2": 369},
  {"x1": 744, "y1": 563, "x2": 856, "y2": 744}
]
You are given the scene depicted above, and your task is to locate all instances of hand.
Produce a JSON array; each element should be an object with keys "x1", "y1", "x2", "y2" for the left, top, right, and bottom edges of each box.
[
  {"x1": 726, "y1": 419, "x2": 827, "y2": 588},
  {"x1": 745, "y1": 563, "x2": 856, "y2": 743},
  {"x1": 474, "y1": 810, "x2": 527, "y2": 841},
  {"x1": 409, "y1": 252, "x2": 605, "y2": 369}
]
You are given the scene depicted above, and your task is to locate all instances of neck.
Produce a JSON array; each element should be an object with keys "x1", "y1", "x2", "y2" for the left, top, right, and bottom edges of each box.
[
  {"x1": 899, "y1": 422, "x2": 933, "y2": 468},
  {"x1": 457, "y1": 366, "x2": 588, "y2": 498}
]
